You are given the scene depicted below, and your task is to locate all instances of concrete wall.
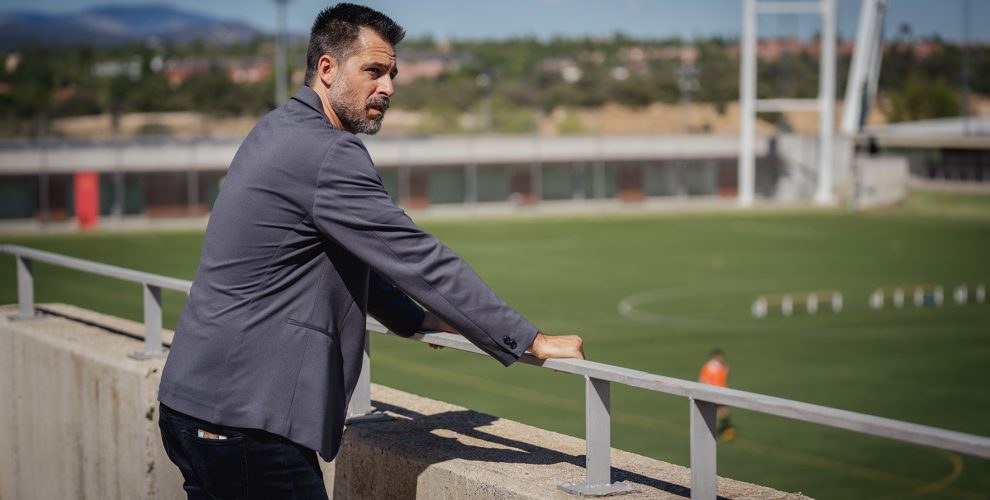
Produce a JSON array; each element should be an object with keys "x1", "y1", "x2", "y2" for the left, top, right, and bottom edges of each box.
[
  {"x1": 770, "y1": 134, "x2": 855, "y2": 203},
  {"x1": 854, "y1": 155, "x2": 910, "y2": 209},
  {"x1": 0, "y1": 304, "x2": 183, "y2": 500},
  {"x1": 0, "y1": 135, "x2": 758, "y2": 174},
  {"x1": 0, "y1": 304, "x2": 807, "y2": 499}
]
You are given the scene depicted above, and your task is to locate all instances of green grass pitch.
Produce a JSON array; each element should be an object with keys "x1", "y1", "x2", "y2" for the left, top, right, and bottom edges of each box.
[{"x1": 1, "y1": 195, "x2": 988, "y2": 499}]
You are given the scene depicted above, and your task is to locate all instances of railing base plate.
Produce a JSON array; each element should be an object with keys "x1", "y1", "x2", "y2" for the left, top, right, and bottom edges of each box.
[
  {"x1": 8, "y1": 312, "x2": 41, "y2": 321},
  {"x1": 128, "y1": 349, "x2": 168, "y2": 360},
  {"x1": 345, "y1": 409, "x2": 392, "y2": 425},
  {"x1": 558, "y1": 480, "x2": 637, "y2": 497}
]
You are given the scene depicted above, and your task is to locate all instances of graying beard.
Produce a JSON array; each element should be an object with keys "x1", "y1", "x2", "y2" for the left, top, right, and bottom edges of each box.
[
  {"x1": 329, "y1": 81, "x2": 384, "y2": 135},
  {"x1": 354, "y1": 115, "x2": 383, "y2": 135}
]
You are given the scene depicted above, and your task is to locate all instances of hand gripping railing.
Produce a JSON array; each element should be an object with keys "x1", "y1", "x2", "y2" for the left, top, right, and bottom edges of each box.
[{"x1": 4, "y1": 244, "x2": 990, "y2": 499}]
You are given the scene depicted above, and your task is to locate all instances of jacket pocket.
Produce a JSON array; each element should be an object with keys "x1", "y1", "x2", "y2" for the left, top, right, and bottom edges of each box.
[{"x1": 287, "y1": 317, "x2": 334, "y2": 338}]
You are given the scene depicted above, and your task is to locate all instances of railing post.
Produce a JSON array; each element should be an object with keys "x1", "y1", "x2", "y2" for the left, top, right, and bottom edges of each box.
[
  {"x1": 345, "y1": 329, "x2": 391, "y2": 424},
  {"x1": 690, "y1": 398, "x2": 718, "y2": 500},
  {"x1": 13, "y1": 255, "x2": 37, "y2": 320},
  {"x1": 559, "y1": 377, "x2": 635, "y2": 496},
  {"x1": 586, "y1": 377, "x2": 612, "y2": 486},
  {"x1": 128, "y1": 283, "x2": 167, "y2": 359}
]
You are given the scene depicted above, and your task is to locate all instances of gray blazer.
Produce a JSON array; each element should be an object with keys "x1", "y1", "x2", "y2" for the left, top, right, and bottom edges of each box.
[{"x1": 158, "y1": 87, "x2": 538, "y2": 460}]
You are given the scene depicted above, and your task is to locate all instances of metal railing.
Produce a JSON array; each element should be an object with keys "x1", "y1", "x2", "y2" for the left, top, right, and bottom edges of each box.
[
  {"x1": 3, "y1": 244, "x2": 990, "y2": 498},
  {"x1": 3, "y1": 245, "x2": 191, "y2": 359}
]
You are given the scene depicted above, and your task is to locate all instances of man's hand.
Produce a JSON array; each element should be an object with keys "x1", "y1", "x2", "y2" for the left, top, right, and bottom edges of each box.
[
  {"x1": 528, "y1": 331, "x2": 585, "y2": 360},
  {"x1": 421, "y1": 311, "x2": 458, "y2": 350}
]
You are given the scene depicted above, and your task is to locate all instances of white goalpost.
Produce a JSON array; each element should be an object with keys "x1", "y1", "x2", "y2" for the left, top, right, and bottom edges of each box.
[{"x1": 738, "y1": 0, "x2": 838, "y2": 206}]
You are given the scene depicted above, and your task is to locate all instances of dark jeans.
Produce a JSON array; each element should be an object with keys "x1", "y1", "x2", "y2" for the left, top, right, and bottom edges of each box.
[{"x1": 158, "y1": 403, "x2": 328, "y2": 500}]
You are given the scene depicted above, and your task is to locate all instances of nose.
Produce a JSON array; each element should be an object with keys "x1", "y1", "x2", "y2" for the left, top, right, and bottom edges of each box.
[{"x1": 377, "y1": 74, "x2": 394, "y2": 97}]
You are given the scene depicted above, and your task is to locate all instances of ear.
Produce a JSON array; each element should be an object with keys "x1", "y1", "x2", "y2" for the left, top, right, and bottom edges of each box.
[{"x1": 318, "y1": 54, "x2": 339, "y2": 87}]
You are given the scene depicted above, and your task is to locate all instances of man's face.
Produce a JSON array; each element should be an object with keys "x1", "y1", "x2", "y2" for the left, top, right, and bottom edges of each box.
[{"x1": 328, "y1": 27, "x2": 397, "y2": 135}]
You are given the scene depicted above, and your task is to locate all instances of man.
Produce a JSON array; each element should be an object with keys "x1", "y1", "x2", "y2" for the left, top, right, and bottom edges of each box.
[
  {"x1": 157, "y1": 3, "x2": 584, "y2": 498},
  {"x1": 698, "y1": 348, "x2": 735, "y2": 442}
]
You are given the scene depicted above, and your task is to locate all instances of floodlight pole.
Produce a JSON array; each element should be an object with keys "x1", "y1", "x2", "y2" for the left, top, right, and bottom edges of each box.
[
  {"x1": 841, "y1": 0, "x2": 886, "y2": 212},
  {"x1": 841, "y1": 0, "x2": 887, "y2": 136},
  {"x1": 273, "y1": 0, "x2": 290, "y2": 106},
  {"x1": 961, "y1": 0, "x2": 972, "y2": 135},
  {"x1": 739, "y1": 0, "x2": 757, "y2": 207}
]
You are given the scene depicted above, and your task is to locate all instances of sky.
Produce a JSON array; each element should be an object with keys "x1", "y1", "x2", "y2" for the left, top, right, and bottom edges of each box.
[{"x1": 2, "y1": 0, "x2": 987, "y2": 43}]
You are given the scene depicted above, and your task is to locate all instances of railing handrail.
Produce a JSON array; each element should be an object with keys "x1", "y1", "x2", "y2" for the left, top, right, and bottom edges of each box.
[
  {"x1": 4, "y1": 244, "x2": 989, "y2": 497},
  {"x1": 381, "y1": 327, "x2": 990, "y2": 460},
  {"x1": 2, "y1": 245, "x2": 192, "y2": 293}
]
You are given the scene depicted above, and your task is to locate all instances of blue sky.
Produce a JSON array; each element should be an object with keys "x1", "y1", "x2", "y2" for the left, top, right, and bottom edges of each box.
[{"x1": 3, "y1": 0, "x2": 987, "y2": 42}]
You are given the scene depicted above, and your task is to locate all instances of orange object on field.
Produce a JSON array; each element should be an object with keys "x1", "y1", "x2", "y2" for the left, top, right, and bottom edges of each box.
[
  {"x1": 699, "y1": 359, "x2": 729, "y2": 388},
  {"x1": 75, "y1": 171, "x2": 100, "y2": 230}
]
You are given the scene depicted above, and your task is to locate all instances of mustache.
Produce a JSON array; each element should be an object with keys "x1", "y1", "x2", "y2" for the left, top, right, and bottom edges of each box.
[{"x1": 366, "y1": 96, "x2": 390, "y2": 112}]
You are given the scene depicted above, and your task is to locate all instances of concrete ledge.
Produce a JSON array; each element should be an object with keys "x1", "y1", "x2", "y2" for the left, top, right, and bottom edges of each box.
[
  {"x1": 1, "y1": 305, "x2": 808, "y2": 499},
  {"x1": 328, "y1": 385, "x2": 806, "y2": 499}
]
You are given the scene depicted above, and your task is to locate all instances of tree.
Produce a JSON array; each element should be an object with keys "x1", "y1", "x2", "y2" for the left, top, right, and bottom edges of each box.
[
  {"x1": 182, "y1": 68, "x2": 253, "y2": 117},
  {"x1": 885, "y1": 74, "x2": 960, "y2": 122},
  {"x1": 125, "y1": 74, "x2": 182, "y2": 113}
]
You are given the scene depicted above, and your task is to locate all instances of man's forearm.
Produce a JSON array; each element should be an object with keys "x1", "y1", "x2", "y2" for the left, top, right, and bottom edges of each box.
[
  {"x1": 420, "y1": 313, "x2": 584, "y2": 360},
  {"x1": 420, "y1": 310, "x2": 456, "y2": 333}
]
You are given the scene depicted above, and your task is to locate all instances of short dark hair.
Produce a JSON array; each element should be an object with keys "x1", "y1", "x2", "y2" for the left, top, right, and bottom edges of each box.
[{"x1": 305, "y1": 3, "x2": 406, "y2": 86}]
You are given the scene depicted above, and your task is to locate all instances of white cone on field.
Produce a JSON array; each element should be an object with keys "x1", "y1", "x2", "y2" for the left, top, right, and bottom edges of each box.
[
  {"x1": 831, "y1": 292, "x2": 843, "y2": 312},
  {"x1": 752, "y1": 296, "x2": 768, "y2": 318},
  {"x1": 954, "y1": 285, "x2": 968, "y2": 305},
  {"x1": 869, "y1": 289, "x2": 884, "y2": 310}
]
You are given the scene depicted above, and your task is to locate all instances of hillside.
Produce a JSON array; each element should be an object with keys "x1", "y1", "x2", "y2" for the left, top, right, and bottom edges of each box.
[{"x1": 0, "y1": 5, "x2": 260, "y2": 49}]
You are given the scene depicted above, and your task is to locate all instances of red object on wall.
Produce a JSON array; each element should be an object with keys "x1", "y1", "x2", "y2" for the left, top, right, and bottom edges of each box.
[{"x1": 74, "y1": 172, "x2": 99, "y2": 230}]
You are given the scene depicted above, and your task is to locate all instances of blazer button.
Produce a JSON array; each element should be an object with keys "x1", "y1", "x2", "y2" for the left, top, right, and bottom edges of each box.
[
  {"x1": 502, "y1": 336, "x2": 512, "y2": 346},
  {"x1": 509, "y1": 340, "x2": 518, "y2": 349}
]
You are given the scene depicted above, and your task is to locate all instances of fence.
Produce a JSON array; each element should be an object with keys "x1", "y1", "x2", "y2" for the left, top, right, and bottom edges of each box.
[{"x1": 3, "y1": 243, "x2": 989, "y2": 498}]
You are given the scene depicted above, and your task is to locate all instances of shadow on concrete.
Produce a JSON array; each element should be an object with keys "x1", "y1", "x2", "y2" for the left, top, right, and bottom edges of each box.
[{"x1": 333, "y1": 400, "x2": 699, "y2": 499}]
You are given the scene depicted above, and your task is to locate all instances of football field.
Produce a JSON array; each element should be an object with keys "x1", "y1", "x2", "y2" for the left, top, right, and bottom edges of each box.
[{"x1": 1, "y1": 193, "x2": 988, "y2": 499}]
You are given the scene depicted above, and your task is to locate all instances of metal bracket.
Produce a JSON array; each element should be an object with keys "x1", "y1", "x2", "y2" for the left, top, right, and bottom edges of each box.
[
  {"x1": 345, "y1": 409, "x2": 393, "y2": 425},
  {"x1": 127, "y1": 348, "x2": 169, "y2": 361},
  {"x1": 7, "y1": 311, "x2": 41, "y2": 321},
  {"x1": 558, "y1": 480, "x2": 637, "y2": 497}
]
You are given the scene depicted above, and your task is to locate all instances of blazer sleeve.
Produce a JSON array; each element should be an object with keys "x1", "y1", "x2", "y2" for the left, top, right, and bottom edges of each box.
[
  {"x1": 312, "y1": 134, "x2": 538, "y2": 366},
  {"x1": 368, "y1": 270, "x2": 425, "y2": 338}
]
